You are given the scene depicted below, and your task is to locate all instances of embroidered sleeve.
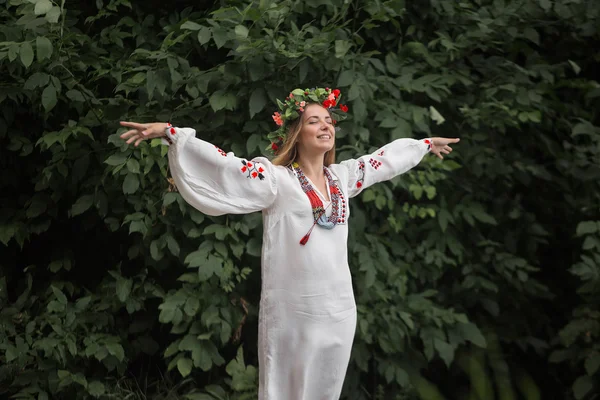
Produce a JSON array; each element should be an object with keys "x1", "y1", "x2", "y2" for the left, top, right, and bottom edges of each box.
[
  {"x1": 166, "y1": 127, "x2": 277, "y2": 216},
  {"x1": 341, "y1": 138, "x2": 431, "y2": 199}
]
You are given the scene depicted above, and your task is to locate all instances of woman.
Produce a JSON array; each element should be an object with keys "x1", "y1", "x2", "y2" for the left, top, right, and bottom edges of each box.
[{"x1": 120, "y1": 87, "x2": 459, "y2": 400}]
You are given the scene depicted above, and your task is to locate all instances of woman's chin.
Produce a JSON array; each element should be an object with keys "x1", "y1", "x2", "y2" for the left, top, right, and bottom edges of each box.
[{"x1": 316, "y1": 141, "x2": 334, "y2": 152}]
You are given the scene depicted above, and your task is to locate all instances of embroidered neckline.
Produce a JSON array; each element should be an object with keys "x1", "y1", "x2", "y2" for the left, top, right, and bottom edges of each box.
[{"x1": 291, "y1": 163, "x2": 344, "y2": 230}]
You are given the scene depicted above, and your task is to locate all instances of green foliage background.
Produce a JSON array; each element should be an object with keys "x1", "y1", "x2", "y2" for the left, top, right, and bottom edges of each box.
[{"x1": 1, "y1": 0, "x2": 599, "y2": 399}]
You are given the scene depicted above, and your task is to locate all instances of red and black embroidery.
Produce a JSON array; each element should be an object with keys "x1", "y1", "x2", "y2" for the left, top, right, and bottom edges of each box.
[
  {"x1": 335, "y1": 185, "x2": 347, "y2": 224},
  {"x1": 369, "y1": 158, "x2": 382, "y2": 170},
  {"x1": 378, "y1": 150, "x2": 385, "y2": 156},
  {"x1": 214, "y1": 145, "x2": 227, "y2": 157},
  {"x1": 291, "y1": 163, "x2": 346, "y2": 245},
  {"x1": 163, "y1": 123, "x2": 174, "y2": 144},
  {"x1": 424, "y1": 139, "x2": 432, "y2": 151},
  {"x1": 240, "y1": 160, "x2": 265, "y2": 180},
  {"x1": 356, "y1": 160, "x2": 366, "y2": 189}
]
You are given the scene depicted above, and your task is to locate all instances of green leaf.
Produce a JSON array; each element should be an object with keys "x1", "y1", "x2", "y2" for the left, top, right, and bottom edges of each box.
[
  {"x1": 163, "y1": 192, "x2": 179, "y2": 207},
  {"x1": 181, "y1": 21, "x2": 202, "y2": 30},
  {"x1": 5, "y1": 345, "x2": 18, "y2": 362},
  {"x1": 585, "y1": 352, "x2": 600, "y2": 375},
  {"x1": 177, "y1": 357, "x2": 193, "y2": 377},
  {"x1": 88, "y1": 381, "x2": 105, "y2": 398},
  {"x1": 41, "y1": 85, "x2": 57, "y2": 112},
  {"x1": 116, "y1": 278, "x2": 132, "y2": 302},
  {"x1": 123, "y1": 173, "x2": 139, "y2": 194},
  {"x1": 249, "y1": 88, "x2": 267, "y2": 118},
  {"x1": 51, "y1": 285, "x2": 68, "y2": 305},
  {"x1": 429, "y1": 106, "x2": 445, "y2": 125},
  {"x1": 212, "y1": 27, "x2": 228, "y2": 48},
  {"x1": 105, "y1": 153, "x2": 127, "y2": 166},
  {"x1": 36, "y1": 36, "x2": 53, "y2": 61},
  {"x1": 20, "y1": 42, "x2": 34, "y2": 68},
  {"x1": 209, "y1": 90, "x2": 237, "y2": 112},
  {"x1": 335, "y1": 40, "x2": 352, "y2": 59},
  {"x1": 198, "y1": 255, "x2": 223, "y2": 281},
  {"x1": 576, "y1": 221, "x2": 597, "y2": 236},
  {"x1": 470, "y1": 206, "x2": 497, "y2": 225},
  {"x1": 438, "y1": 208, "x2": 453, "y2": 232},
  {"x1": 246, "y1": 133, "x2": 262, "y2": 154},
  {"x1": 106, "y1": 343, "x2": 125, "y2": 361},
  {"x1": 71, "y1": 195, "x2": 94, "y2": 216},
  {"x1": 184, "y1": 297, "x2": 200, "y2": 316},
  {"x1": 0, "y1": 224, "x2": 16, "y2": 246},
  {"x1": 538, "y1": 0, "x2": 552, "y2": 11},
  {"x1": 34, "y1": 0, "x2": 53, "y2": 15},
  {"x1": 192, "y1": 345, "x2": 212, "y2": 371},
  {"x1": 24, "y1": 72, "x2": 50, "y2": 90},
  {"x1": 573, "y1": 375, "x2": 593, "y2": 400},
  {"x1": 568, "y1": 60, "x2": 581, "y2": 75},
  {"x1": 45, "y1": 6, "x2": 61, "y2": 23},
  {"x1": 338, "y1": 70, "x2": 354, "y2": 87},
  {"x1": 198, "y1": 26, "x2": 212, "y2": 45},
  {"x1": 164, "y1": 340, "x2": 180, "y2": 358},
  {"x1": 167, "y1": 235, "x2": 180, "y2": 256},
  {"x1": 458, "y1": 322, "x2": 486, "y2": 347},
  {"x1": 234, "y1": 25, "x2": 249, "y2": 38},
  {"x1": 523, "y1": 27, "x2": 540, "y2": 45},
  {"x1": 126, "y1": 158, "x2": 140, "y2": 174},
  {"x1": 434, "y1": 338, "x2": 455, "y2": 367}
]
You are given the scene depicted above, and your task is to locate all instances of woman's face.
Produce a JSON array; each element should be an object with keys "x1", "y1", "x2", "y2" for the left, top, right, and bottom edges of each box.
[{"x1": 296, "y1": 103, "x2": 335, "y2": 156}]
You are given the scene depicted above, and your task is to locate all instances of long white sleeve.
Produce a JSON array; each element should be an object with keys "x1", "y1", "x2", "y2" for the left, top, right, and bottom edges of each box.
[
  {"x1": 166, "y1": 127, "x2": 277, "y2": 216},
  {"x1": 340, "y1": 138, "x2": 431, "y2": 198}
]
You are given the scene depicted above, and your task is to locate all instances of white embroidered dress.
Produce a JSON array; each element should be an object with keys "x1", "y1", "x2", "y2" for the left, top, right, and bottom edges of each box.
[{"x1": 165, "y1": 127, "x2": 431, "y2": 400}]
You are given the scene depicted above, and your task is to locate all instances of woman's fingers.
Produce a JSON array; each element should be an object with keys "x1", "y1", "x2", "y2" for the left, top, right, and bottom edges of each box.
[
  {"x1": 433, "y1": 137, "x2": 460, "y2": 146},
  {"x1": 120, "y1": 129, "x2": 140, "y2": 139},
  {"x1": 120, "y1": 121, "x2": 147, "y2": 130},
  {"x1": 126, "y1": 135, "x2": 140, "y2": 145},
  {"x1": 134, "y1": 137, "x2": 144, "y2": 147}
]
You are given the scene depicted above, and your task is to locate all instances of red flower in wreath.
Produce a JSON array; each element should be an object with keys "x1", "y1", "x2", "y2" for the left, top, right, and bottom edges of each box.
[
  {"x1": 340, "y1": 104, "x2": 349, "y2": 113},
  {"x1": 332, "y1": 89, "x2": 341, "y2": 98},
  {"x1": 271, "y1": 143, "x2": 279, "y2": 151},
  {"x1": 272, "y1": 112, "x2": 283, "y2": 126},
  {"x1": 322, "y1": 99, "x2": 333, "y2": 108}
]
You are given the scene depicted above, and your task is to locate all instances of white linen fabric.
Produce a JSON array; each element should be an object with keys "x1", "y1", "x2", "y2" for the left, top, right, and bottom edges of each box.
[{"x1": 165, "y1": 127, "x2": 430, "y2": 400}]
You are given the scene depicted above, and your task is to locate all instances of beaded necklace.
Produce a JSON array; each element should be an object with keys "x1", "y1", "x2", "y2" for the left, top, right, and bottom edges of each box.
[{"x1": 291, "y1": 162, "x2": 346, "y2": 245}]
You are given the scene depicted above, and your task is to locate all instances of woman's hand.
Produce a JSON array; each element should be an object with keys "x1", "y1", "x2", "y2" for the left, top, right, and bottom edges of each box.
[
  {"x1": 119, "y1": 121, "x2": 170, "y2": 147},
  {"x1": 430, "y1": 137, "x2": 460, "y2": 160}
]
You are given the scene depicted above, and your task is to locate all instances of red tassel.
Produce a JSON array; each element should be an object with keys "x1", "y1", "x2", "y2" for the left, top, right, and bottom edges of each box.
[
  {"x1": 299, "y1": 233, "x2": 310, "y2": 245},
  {"x1": 299, "y1": 223, "x2": 317, "y2": 245}
]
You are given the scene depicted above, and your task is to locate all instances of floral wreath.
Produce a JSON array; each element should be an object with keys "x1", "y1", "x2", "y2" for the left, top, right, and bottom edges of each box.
[{"x1": 266, "y1": 87, "x2": 349, "y2": 153}]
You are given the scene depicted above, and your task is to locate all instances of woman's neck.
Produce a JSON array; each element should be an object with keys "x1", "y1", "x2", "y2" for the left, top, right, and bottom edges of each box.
[{"x1": 296, "y1": 152, "x2": 325, "y2": 178}]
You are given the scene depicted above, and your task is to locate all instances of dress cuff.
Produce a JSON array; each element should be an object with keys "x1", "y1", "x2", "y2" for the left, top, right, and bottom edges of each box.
[
  {"x1": 422, "y1": 138, "x2": 433, "y2": 153},
  {"x1": 161, "y1": 123, "x2": 194, "y2": 146}
]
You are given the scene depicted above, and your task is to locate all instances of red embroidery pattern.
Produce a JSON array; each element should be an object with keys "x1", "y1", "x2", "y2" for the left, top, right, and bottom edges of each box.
[
  {"x1": 378, "y1": 150, "x2": 385, "y2": 156},
  {"x1": 335, "y1": 185, "x2": 347, "y2": 224},
  {"x1": 292, "y1": 164, "x2": 346, "y2": 244},
  {"x1": 369, "y1": 158, "x2": 382, "y2": 170},
  {"x1": 356, "y1": 160, "x2": 365, "y2": 188},
  {"x1": 424, "y1": 139, "x2": 432, "y2": 151},
  {"x1": 214, "y1": 145, "x2": 227, "y2": 157},
  {"x1": 163, "y1": 123, "x2": 174, "y2": 145},
  {"x1": 240, "y1": 160, "x2": 265, "y2": 180}
]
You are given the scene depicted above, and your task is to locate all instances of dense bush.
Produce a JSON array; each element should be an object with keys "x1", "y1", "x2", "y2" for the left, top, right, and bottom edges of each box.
[{"x1": 1, "y1": 0, "x2": 598, "y2": 399}]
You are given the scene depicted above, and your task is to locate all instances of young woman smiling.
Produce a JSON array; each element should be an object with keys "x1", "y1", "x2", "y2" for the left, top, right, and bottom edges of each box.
[{"x1": 120, "y1": 87, "x2": 459, "y2": 400}]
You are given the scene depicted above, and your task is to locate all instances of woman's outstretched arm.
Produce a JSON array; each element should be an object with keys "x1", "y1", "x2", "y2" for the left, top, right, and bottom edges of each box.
[
  {"x1": 120, "y1": 121, "x2": 278, "y2": 216},
  {"x1": 338, "y1": 137, "x2": 459, "y2": 199}
]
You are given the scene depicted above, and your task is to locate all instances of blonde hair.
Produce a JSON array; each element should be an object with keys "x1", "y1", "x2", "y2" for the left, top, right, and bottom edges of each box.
[{"x1": 271, "y1": 107, "x2": 336, "y2": 167}]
